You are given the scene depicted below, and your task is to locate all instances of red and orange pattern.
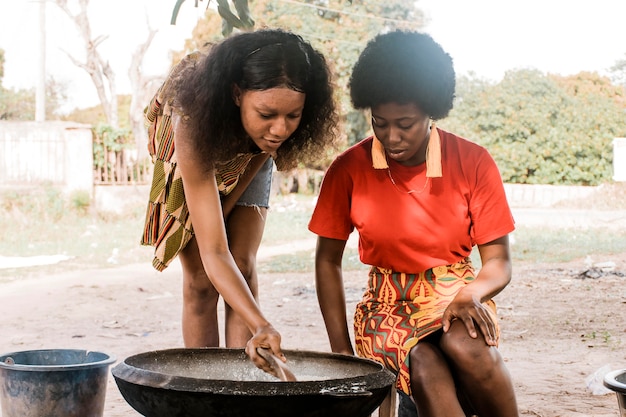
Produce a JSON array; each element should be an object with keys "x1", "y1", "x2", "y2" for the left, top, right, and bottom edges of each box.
[{"x1": 353, "y1": 258, "x2": 498, "y2": 395}]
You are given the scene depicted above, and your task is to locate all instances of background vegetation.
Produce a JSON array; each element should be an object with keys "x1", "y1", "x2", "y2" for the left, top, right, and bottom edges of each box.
[
  {"x1": 0, "y1": 2, "x2": 625, "y2": 278},
  {"x1": 1, "y1": 1, "x2": 625, "y2": 185},
  {"x1": 443, "y1": 70, "x2": 625, "y2": 185}
]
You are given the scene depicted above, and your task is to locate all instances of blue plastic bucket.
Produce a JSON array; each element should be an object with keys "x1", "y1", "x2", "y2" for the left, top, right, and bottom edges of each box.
[{"x1": 0, "y1": 349, "x2": 115, "y2": 417}]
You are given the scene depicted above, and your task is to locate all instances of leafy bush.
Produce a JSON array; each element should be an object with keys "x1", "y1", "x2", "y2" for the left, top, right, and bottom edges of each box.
[
  {"x1": 443, "y1": 70, "x2": 626, "y2": 185},
  {"x1": 92, "y1": 123, "x2": 132, "y2": 167}
]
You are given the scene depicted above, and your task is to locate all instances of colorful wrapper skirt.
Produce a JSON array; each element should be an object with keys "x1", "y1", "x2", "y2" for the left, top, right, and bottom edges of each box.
[{"x1": 353, "y1": 258, "x2": 499, "y2": 395}]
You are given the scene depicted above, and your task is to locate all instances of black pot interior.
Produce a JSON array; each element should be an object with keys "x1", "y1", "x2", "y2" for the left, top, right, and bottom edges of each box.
[
  {"x1": 112, "y1": 348, "x2": 394, "y2": 396},
  {"x1": 112, "y1": 348, "x2": 396, "y2": 417}
]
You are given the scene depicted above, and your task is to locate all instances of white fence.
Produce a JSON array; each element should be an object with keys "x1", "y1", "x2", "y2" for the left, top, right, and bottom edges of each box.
[{"x1": 0, "y1": 121, "x2": 93, "y2": 193}]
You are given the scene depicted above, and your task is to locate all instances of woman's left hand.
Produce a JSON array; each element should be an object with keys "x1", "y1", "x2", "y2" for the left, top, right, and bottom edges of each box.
[
  {"x1": 443, "y1": 236, "x2": 513, "y2": 346},
  {"x1": 441, "y1": 291, "x2": 498, "y2": 346}
]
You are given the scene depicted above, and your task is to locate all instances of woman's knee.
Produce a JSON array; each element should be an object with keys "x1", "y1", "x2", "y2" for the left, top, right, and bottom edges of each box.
[
  {"x1": 178, "y1": 237, "x2": 216, "y2": 293},
  {"x1": 183, "y1": 271, "x2": 219, "y2": 306},
  {"x1": 227, "y1": 205, "x2": 267, "y2": 280},
  {"x1": 409, "y1": 342, "x2": 445, "y2": 382},
  {"x1": 230, "y1": 250, "x2": 257, "y2": 280},
  {"x1": 439, "y1": 322, "x2": 499, "y2": 372}
]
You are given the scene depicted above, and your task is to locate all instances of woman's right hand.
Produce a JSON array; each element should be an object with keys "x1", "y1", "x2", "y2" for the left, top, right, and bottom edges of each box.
[{"x1": 245, "y1": 323, "x2": 285, "y2": 378}]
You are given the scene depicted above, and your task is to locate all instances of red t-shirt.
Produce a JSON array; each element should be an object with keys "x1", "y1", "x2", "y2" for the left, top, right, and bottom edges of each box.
[{"x1": 308, "y1": 129, "x2": 515, "y2": 272}]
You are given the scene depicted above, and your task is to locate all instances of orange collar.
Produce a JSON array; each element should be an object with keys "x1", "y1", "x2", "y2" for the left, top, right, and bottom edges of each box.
[{"x1": 371, "y1": 124, "x2": 442, "y2": 177}]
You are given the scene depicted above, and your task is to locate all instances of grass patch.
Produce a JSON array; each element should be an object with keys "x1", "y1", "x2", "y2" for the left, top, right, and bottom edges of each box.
[
  {"x1": 258, "y1": 247, "x2": 367, "y2": 274},
  {"x1": 262, "y1": 194, "x2": 317, "y2": 244},
  {"x1": 1, "y1": 187, "x2": 625, "y2": 279},
  {"x1": 259, "y1": 194, "x2": 368, "y2": 273},
  {"x1": 0, "y1": 186, "x2": 150, "y2": 280},
  {"x1": 259, "y1": 250, "x2": 314, "y2": 274},
  {"x1": 510, "y1": 226, "x2": 626, "y2": 263}
]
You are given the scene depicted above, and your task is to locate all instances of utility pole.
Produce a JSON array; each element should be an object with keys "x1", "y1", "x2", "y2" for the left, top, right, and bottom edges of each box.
[{"x1": 35, "y1": 0, "x2": 46, "y2": 122}]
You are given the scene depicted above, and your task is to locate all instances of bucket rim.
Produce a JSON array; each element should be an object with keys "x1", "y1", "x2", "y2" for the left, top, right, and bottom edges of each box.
[
  {"x1": 0, "y1": 348, "x2": 116, "y2": 372},
  {"x1": 603, "y1": 369, "x2": 626, "y2": 394}
]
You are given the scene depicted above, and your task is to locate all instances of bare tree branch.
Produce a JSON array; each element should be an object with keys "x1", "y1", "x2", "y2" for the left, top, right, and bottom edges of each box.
[
  {"x1": 129, "y1": 23, "x2": 160, "y2": 160},
  {"x1": 53, "y1": 0, "x2": 118, "y2": 127}
]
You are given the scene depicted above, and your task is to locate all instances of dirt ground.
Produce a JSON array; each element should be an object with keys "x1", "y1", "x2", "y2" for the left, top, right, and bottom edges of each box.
[{"x1": 1, "y1": 237, "x2": 626, "y2": 416}]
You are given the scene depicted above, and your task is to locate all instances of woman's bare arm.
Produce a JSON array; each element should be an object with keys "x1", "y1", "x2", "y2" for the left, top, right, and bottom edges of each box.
[
  {"x1": 174, "y1": 114, "x2": 283, "y2": 371},
  {"x1": 442, "y1": 235, "x2": 512, "y2": 345},
  {"x1": 315, "y1": 236, "x2": 354, "y2": 354}
]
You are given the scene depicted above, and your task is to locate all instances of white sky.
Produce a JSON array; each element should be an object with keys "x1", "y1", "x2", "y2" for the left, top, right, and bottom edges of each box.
[
  {"x1": 1, "y1": 0, "x2": 625, "y2": 111},
  {"x1": 0, "y1": 0, "x2": 205, "y2": 110},
  {"x1": 419, "y1": 0, "x2": 626, "y2": 81}
]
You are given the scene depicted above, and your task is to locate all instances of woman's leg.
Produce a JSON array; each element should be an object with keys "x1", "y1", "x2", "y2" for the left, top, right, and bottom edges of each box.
[
  {"x1": 177, "y1": 205, "x2": 267, "y2": 349},
  {"x1": 224, "y1": 204, "x2": 267, "y2": 347},
  {"x1": 179, "y1": 236, "x2": 220, "y2": 347},
  {"x1": 440, "y1": 320, "x2": 519, "y2": 417},
  {"x1": 409, "y1": 339, "x2": 466, "y2": 417},
  {"x1": 223, "y1": 157, "x2": 272, "y2": 347}
]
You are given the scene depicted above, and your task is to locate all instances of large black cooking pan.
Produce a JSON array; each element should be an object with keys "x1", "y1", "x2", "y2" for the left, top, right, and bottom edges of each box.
[{"x1": 112, "y1": 348, "x2": 395, "y2": 417}]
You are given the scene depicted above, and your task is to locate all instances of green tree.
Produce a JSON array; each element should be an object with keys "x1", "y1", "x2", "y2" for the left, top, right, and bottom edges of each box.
[
  {"x1": 0, "y1": 88, "x2": 32, "y2": 120},
  {"x1": 443, "y1": 70, "x2": 626, "y2": 185},
  {"x1": 0, "y1": 48, "x2": 5, "y2": 82},
  {"x1": 64, "y1": 95, "x2": 132, "y2": 131},
  {"x1": 1, "y1": 45, "x2": 69, "y2": 120},
  {"x1": 172, "y1": 0, "x2": 259, "y2": 35},
  {"x1": 177, "y1": 0, "x2": 424, "y2": 161},
  {"x1": 0, "y1": 77, "x2": 68, "y2": 121}
]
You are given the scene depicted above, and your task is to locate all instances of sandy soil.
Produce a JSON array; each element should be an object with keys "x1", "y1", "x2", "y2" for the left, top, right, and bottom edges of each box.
[{"x1": 1, "y1": 245, "x2": 625, "y2": 417}]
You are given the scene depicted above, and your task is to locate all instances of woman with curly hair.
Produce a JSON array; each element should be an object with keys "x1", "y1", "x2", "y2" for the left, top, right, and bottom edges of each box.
[
  {"x1": 309, "y1": 30, "x2": 519, "y2": 416},
  {"x1": 141, "y1": 28, "x2": 337, "y2": 374}
]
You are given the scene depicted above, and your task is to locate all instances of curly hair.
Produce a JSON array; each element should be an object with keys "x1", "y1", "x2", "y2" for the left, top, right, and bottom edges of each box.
[
  {"x1": 164, "y1": 28, "x2": 338, "y2": 171},
  {"x1": 349, "y1": 30, "x2": 456, "y2": 120}
]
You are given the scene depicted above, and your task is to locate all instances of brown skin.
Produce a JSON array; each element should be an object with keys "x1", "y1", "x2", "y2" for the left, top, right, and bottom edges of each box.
[
  {"x1": 180, "y1": 153, "x2": 271, "y2": 348},
  {"x1": 223, "y1": 202, "x2": 267, "y2": 346},
  {"x1": 179, "y1": 201, "x2": 268, "y2": 348},
  {"x1": 315, "y1": 101, "x2": 519, "y2": 416},
  {"x1": 409, "y1": 237, "x2": 519, "y2": 417},
  {"x1": 175, "y1": 86, "x2": 306, "y2": 376},
  {"x1": 370, "y1": 101, "x2": 430, "y2": 166}
]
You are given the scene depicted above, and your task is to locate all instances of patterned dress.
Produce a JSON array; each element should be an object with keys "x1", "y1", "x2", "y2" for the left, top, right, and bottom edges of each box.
[
  {"x1": 140, "y1": 52, "x2": 257, "y2": 271},
  {"x1": 354, "y1": 261, "x2": 497, "y2": 394}
]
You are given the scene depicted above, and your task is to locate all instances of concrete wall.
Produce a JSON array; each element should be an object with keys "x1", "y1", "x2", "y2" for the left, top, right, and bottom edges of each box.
[
  {"x1": 614, "y1": 138, "x2": 626, "y2": 182},
  {"x1": 503, "y1": 183, "x2": 597, "y2": 208},
  {"x1": 0, "y1": 121, "x2": 93, "y2": 195},
  {"x1": 94, "y1": 184, "x2": 150, "y2": 214},
  {"x1": 92, "y1": 182, "x2": 601, "y2": 214}
]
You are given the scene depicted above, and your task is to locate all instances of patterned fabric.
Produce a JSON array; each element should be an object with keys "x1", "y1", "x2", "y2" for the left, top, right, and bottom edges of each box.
[
  {"x1": 353, "y1": 258, "x2": 499, "y2": 396},
  {"x1": 140, "y1": 52, "x2": 256, "y2": 271}
]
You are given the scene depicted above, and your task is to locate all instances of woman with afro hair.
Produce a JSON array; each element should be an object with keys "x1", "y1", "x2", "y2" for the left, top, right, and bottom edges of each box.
[
  {"x1": 309, "y1": 30, "x2": 519, "y2": 416},
  {"x1": 141, "y1": 28, "x2": 337, "y2": 375}
]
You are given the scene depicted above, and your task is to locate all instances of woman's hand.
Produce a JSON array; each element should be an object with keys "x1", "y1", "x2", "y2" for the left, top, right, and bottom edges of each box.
[
  {"x1": 442, "y1": 235, "x2": 513, "y2": 346},
  {"x1": 245, "y1": 323, "x2": 285, "y2": 378},
  {"x1": 441, "y1": 291, "x2": 498, "y2": 346}
]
